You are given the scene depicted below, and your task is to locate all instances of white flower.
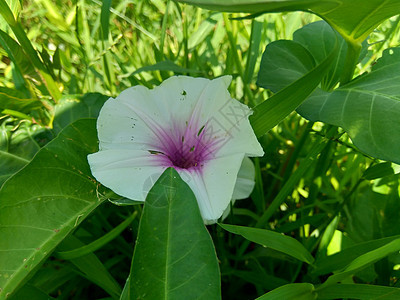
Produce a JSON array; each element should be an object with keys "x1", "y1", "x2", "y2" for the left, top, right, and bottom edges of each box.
[{"x1": 88, "y1": 76, "x2": 264, "y2": 223}]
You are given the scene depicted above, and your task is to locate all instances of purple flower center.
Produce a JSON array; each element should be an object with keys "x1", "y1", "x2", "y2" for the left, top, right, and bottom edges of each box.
[{"x1": 149, "y1": 120, "x2": 222, "y2": 171}]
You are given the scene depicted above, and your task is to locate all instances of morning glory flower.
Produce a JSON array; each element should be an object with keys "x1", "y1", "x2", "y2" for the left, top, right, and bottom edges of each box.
[{"x1": 88, "y1": 76, "x2": 264, "y2": 223}]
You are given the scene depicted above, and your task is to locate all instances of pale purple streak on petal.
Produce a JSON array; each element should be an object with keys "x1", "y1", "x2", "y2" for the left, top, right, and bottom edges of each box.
[{"x1": 149, "y1": 117, "x2": 225, "y2": 173}]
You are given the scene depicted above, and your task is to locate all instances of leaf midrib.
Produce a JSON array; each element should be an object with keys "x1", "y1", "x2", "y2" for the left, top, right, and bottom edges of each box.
[{"x1": 164, "y1": 175, "x2": 173, "y2": 300}]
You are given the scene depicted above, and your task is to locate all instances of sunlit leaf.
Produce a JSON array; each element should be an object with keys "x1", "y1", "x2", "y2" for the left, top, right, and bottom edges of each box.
[
  {"x1": 0, "y1": 0, "x2": 21, "y2": 30},
  {"x1": 0, "y1": 29, "x2": 38, "y2": 82},
  {"x1": 258, "y1": 21, "x2": 367, "y2": 92},
  {"x1": 258, "y1": 21, "x2": 400, "y2": 164},
  {"x1": 188, "y1": 14, "x2": 221, "y2": 49},
  {"x1": 298, "y1": 48, "x2": 400, "y2": 164},
  {"x1": 0, "y1": 0, "x2": 61, "y2": 101},
  {"x1": 251, "y1": 32, "x2": 337, "y2": 136},
  {"x1": 362, "y1": 162, "x2": 400, "y2": 180}
]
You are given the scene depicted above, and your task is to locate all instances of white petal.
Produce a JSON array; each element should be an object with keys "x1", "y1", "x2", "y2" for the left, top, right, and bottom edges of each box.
[
  {"x1": 210, "y1": 99, "x2": 264, "y2": 158},
  {"x1": 149, "y1": 76, "x2": 235, "y2": 135},
  {"x1": 178, "y1": 153, "x2": 244, "y2": 224},
  {"x1": 178, "y1": 76, "x2": 264, "y2": 158},
  {"x1": 151, "y1": 76, "x2": 212, "y2": 126},
  {"x1": 232, "y1": 156, "x2": 256, "y2": 200},
  {"x1": 87, "y1": 149, "x2": 166, "y2": 201},
  {"x1": 96, "y1": 90, "x2": 162, "y2": 151},
  {"x1": 221, "y1": 157, "x2": 256, "y2": 221},
  {"x1": 97, "y1": 76, "x2": 233, "y2": 152}
]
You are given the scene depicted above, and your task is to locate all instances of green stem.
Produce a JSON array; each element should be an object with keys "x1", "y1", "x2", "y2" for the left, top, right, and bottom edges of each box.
[{"x1": 340, "y1": 40, "x2": 362, "y2": 85}]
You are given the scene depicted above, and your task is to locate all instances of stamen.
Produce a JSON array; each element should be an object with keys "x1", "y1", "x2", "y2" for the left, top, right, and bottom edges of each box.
[{"x1": 155, "y1": 123, "x2": 220, "y2": 171}]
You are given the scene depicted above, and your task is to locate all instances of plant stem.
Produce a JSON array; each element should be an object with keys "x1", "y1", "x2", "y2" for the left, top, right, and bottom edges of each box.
[{"x1": 340, "y1": 40, "x2": 362, "y2": 85}]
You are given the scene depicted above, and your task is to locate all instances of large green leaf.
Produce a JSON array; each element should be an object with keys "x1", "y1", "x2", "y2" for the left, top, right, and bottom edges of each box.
[
  {"x1": 293, "y1": 21, "x2": 367, "y2": 89},
  {"x1": 298, "y1": 47, "x2": 400, "y2": 163},
  {"x1": 257, "y1": 21, "x2": 400, "y2": 163},
  {"x1": 219, "y1": 224, "x2": 314, "y2": 264},
  {"x1": 250, "y1": 29, "x2": 337, "y2": 136},
  {"x1": 257, "y1": 40, "x2": 315, "y2": 93},
  {"x1": 0, "y1": 118, "x2": 105, "y2": 298},
  {"x1": 176, "y1": 0, "x2": 400, "y2": 44},
  {"x1": 257, "y1": 21, "x2": 366, "y2": 92},
  {"x1": 292, "y1": 21, "x2": 347, "y2": 90},
  {"x1": 129, "y1": 168, "x2": 221, "y2": 299}
]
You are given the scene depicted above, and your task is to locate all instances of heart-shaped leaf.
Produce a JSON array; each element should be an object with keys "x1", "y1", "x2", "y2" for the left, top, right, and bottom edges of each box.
[
  {"x1": 251, "y1": 30, "x2": 338, "y2": 136},
  {"x1": 297, "y1": 48, "x2": 400, "y2": 163}
]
